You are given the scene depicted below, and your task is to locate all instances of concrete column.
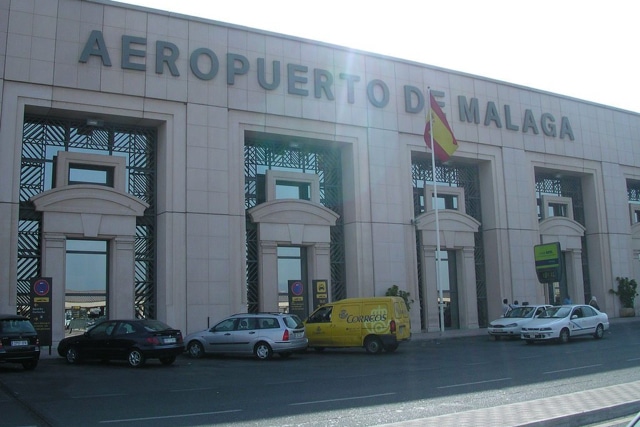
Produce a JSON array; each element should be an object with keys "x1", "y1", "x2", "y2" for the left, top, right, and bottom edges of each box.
[
  {"x1": 567, "y1": 249, "x2": 584, "y2": 304},
  {"x1": 258, "y1": 240, "x2": 278, "y2": 311},
  {"x1": 41, "y1": 233, "x2": 66, "y2": 346},
  {"x1": 421, "y1": 245, "x2": 440, "y2": 332},
  {"x1": 459, "y1": 247, "x2": 479, "y2": 329},
  {"x1": 110, "y1": 236, "x2": 136, "y2": 319}
]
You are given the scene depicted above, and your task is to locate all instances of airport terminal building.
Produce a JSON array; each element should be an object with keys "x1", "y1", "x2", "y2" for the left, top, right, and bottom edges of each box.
[{"x1": 2, "y1": 0, "x2": 640, "y2": 345}]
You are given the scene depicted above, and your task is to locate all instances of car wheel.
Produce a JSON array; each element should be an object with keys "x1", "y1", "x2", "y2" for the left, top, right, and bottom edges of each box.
[
  {"x1": 594, "y1": 324, "x2": 605, "y2": 339},
  {"x1": 558, "y1": 328, "x2": 570, "y2": 344},
  {"x1": 187, "y1": 341, "x2": 205, "y2": 359},
  {"x1": 159, "y1": 356, "x2": 176, "y2": 365},
  {"x1": 66, "y1": 347, "x2": 80, "y2": 364},
  {"x1": 22, "y1": 359, "x2": 38, "y2": 370},
  {"x1": 364, "y1": 336, "x2": 383, "y2": 354},
  {"x1": 127, "y1": 349, "x2": 145, "y2": 368},
  {"x1": 254, "y1": 342, "x2": 273, "y2": 360},
  {"x1": 279, "y1": 352, "x2": 292, "y2": 359}
]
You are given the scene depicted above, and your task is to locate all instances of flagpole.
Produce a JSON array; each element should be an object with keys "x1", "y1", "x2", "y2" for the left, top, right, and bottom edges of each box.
[{"x1": 428, "y1": 87, "x2": 445, "y2": 334}]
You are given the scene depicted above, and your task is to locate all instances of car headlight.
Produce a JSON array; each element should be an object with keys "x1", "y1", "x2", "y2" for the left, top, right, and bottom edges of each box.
[{"x1": 505, "y1": 323, "x2": 518, "y2": 328}]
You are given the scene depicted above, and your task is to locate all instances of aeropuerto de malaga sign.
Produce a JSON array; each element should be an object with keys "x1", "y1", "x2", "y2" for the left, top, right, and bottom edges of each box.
[{"x1": 79, "y1": 30, "x2": 574, "y2": 141}]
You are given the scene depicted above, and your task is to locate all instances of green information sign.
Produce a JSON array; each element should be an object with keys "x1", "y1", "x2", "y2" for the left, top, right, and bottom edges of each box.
[{"x1": 534, "y1": 242, "x2": 562, "y2": 283}]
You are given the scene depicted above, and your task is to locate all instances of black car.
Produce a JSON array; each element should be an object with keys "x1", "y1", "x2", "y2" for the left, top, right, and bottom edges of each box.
[
  {"x1": 0, "y1": 314, "x2": 40, "y2": 370},
  {"x1": 57, "y1": 319, "x2": 184, "y2": 368}
]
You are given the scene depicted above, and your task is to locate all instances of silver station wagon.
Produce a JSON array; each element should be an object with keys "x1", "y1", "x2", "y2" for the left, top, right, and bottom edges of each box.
[{"x1": 184, "y1": 313, "x2": 308, "y2": 360}]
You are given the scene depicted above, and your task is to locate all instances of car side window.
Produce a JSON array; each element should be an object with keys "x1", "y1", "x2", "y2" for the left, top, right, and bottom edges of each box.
[
  {"x1": 258, "y1": 318, "x2": 278, "y2": 329},
  {"x1": 213, "y1": 318, "x2": 236, "y2": 332},
  {"x1": 308, "y1": 306, "x2": 332, "y2": 323},
  {"x1": 89, "y1": 321, "x2": 116, "y2": 338},
  {"x1": 582, "y1": 306, "x2": 596, "y2": 317},
  {"x1": 115, "y1": 322, "x2": 136, "y2": 335},
  {"x1": 237, "y1": 318, "x2": 256, "y2": 330}
]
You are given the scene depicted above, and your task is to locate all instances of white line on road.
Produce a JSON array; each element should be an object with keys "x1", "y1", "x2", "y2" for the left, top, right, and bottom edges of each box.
[
  {"x1": 290, "y1": 392, "x2": 396, "y2": 406},
  {"x1": 99, "y1": 409, "x2": 242, "y2": 424},
  {"x1": 71, "y1": 393, "x2": 127, "y2": 399},
  {"x1": 170, "y1": 387, "x2": 214, "y2": 392},
  {"x1": 437, "y1": 377, "x2": 511, "y2": 389},
  {"x1": 543, "y1": 364, "x2": 602, "y2": 375}
]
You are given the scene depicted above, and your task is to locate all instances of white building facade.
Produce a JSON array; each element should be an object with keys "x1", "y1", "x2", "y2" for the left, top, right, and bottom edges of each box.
[{"x1": 2, "y1": 0, "x2": 640, "y2": 347}]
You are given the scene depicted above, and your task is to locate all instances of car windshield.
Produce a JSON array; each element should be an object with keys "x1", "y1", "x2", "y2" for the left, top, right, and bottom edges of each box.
[
  {"x1": 0, "y1": 319, "x2": 36, "y2": 333},
  {"x1": 540, "y1": 306, "x2": 571, "y2": 318},
  {"x1": 283, "y1": 315, "x2": 304, "y2": 329},
  {"x1": 505, "y1": 307, "x2": 535, "y2": 318}
]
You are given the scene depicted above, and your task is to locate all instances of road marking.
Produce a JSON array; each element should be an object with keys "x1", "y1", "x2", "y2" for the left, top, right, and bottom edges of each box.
[
  {"x1": 99, "y1": 409, "x2": 242, "y2": 423},
  {"x1": 71, "y1": 393, "x2": 127, "y2": 399},
  {"x1": 290, "y1": 392, "x2": 396, "y2": 406},
  {"x1": 627, "y1": 357, "x2": 640, "y2": 361},
  {"x1": 265, "y1": 379, "x2": 305, "y2": 385},
  {"x1": 170, "y1": 387, "x2": 214, "y2": 392},
  {"x1": 543, "y1": 364, "x2": 602, "y2": 375},
  {"x1": 437, "y1": 377, "x2": 511, "y2": 389}
]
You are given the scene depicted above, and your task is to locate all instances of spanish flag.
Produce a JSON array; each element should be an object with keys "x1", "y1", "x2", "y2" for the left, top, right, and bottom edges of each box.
[{"x1": 424, "y1": 93, "x2": 458, "y2": 162}]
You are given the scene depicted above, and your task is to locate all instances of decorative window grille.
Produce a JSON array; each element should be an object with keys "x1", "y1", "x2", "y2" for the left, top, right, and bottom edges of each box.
[
  {"x1": 244, "y1": 135, "x2": 345, "y2": 313},
  {"x1": 411, "y1": 157, "x2": 487, "y2": 328},
  {"x1": 18, "y1": 116, "x2": 156, "y2": 319},
  {"x1": 535, "y1": 173, "x2": 590, "y2": 303}
]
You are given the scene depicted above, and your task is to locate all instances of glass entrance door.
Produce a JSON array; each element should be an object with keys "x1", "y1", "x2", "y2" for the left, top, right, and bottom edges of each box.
[
  {"x1": 65, "y1": 240, "x2": 108, "y2": 333},
  {"x1": 277, "y1": 246, "x2": 307, "y2": 313}
]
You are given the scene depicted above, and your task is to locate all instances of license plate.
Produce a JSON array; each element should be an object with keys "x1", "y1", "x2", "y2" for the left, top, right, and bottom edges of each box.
[
  {"x1": 163, "y1": 337, "x2": 176, "y2": 344},
  {"x1": 293, "y1": 332, "x2": 303, "y2": 339},
  {"x1": 11, "y1": 340, "x2": 28, "y2": 346}
]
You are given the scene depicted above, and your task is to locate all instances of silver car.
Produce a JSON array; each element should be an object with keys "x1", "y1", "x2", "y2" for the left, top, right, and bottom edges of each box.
[{"x1": 184, "y1": 313, "x2": 308, "y2": 360}]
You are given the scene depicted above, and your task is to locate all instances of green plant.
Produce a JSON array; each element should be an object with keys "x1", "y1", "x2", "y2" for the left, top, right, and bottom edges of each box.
[
  {"x1": 385, "y1": 285, "x2": 414, "y2": 311},
  {"x1": 610, "y1": 276, "x2": 639, "y2": 308}
]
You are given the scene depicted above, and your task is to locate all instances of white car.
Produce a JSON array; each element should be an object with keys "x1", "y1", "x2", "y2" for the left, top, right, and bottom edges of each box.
[
  {"x1": 488, "y1": 305, "x2": 551, "y2": 340},
  {"x1": 521, "y1": 304, "x2": 609, "y2": 344}
]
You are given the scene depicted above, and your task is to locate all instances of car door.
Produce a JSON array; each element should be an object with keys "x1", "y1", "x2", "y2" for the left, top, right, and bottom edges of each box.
[
  {"x1": 80, "y1": 320, "x2": 117, "y2": 359},
  {"x1": 202, "y1": 318, "x2": 237, "y2": 354},
  {"x1": 305, "y1": 305, "x2": 334, "y2": 347},
  {"x1": 232, "y1": 317, "x2": 258, "y2": 353},
  {"x1": 569, "y1": 306, "x2": 594, "y2": 336},
  {"x1": 108, "y1": 321, "x2": 139, "y2": 360},
  {"x1": 578, "y1": 306, "x2": 599, "y2": 334}
]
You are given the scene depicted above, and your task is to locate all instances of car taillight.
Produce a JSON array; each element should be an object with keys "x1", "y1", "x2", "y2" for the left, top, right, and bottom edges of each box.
[
  {"x1": 390, "y1": 320, "x2": 396, "y2": 334},
  {"x1": 282, "y1": 329, "x2": 290, "y2": 341},
  {"x1": 145, "y1": 337, "x2": 161, "y2": 345}
]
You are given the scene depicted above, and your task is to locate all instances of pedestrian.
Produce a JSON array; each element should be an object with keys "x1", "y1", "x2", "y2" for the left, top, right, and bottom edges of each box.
[
  {"x1": 511, "y1": 300, "x2": 520, "y2": 308},
  {"x1": 502, "y1": 298, "x2": 510, "y2": 315},
  {"x1": 589, "y1": 296, "x2": 600, "y2": 310},
  {"x1": 563, "y1": 295, "x2": 572, "y2": 305}
]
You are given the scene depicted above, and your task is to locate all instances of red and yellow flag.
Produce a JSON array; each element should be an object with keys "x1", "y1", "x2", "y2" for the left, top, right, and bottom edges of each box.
[{"x1": 424, "y1": 93, "x2": 458, "y2": 162}]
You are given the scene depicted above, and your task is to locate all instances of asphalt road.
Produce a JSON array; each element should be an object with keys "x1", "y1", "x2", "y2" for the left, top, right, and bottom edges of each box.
[{"x1": 1, "y1": 320, "x2": 639, "y2": 427}]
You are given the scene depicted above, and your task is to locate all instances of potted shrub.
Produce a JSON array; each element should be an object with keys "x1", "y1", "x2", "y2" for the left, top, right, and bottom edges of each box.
[
  {"x1": 385, "y1": 285, "x2": 414, "y2": 311},
  {"x1": 610, "y1": 276, "x2": 638, "y2": 317}
]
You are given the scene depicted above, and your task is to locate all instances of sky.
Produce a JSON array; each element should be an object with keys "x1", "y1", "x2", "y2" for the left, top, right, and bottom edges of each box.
[{"x1": 115, "y1": 0, "x2": 640, "y2": 113}]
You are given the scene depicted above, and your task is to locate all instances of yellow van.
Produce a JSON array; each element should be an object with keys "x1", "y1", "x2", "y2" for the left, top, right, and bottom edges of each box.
[{"x1": 304, "y1": 297, "x2": 411, "y2": 354}]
